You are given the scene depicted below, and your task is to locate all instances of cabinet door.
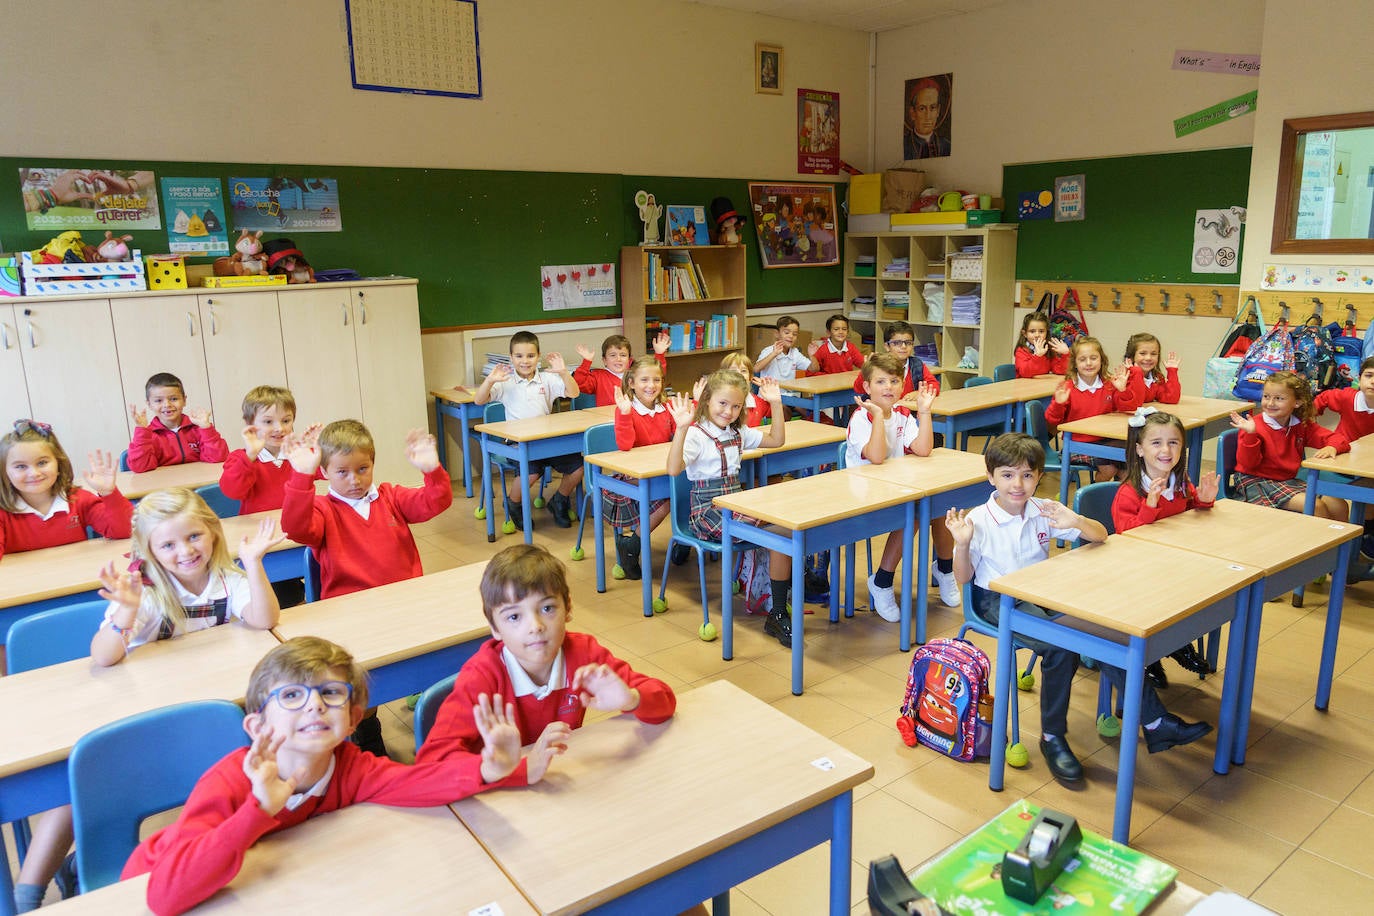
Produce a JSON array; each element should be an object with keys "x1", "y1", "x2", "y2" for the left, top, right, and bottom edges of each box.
[
  {"x1": 0, "y1": 304, "x2": 32, "y2": 423},
  {"x1": 197, "y1": 292, "x2": 287, "y2": 430},
  {"x1": 278, "y1": 287, "x2": 364, "y2": 433},
  {"x1": 17, "y1": 299, "x2": 131, "y2": 463},
  {"x1": 351, "y1": 285, "x2": 427, "y2": 486},
  {"x1": 111, "y1": 295, "x2": 211, "y2": 422}
]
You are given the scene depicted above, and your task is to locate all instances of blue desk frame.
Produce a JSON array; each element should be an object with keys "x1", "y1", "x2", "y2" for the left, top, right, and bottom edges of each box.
[
  {"x1": 927, "y1": 402, "x2": 1017, "y2": 450},
  {"x1": 1302, "y1": 469, "x2": 1368, "y2": 711},
  {"x1": 479, "y1": 428, "x2": 583, "y2": 544},
  {"x1": 778, "y1": 387, "x2": 854, "y2": 427},
  {"x1": 433, "y1": 392, "x2": 484, "y2": 499}
]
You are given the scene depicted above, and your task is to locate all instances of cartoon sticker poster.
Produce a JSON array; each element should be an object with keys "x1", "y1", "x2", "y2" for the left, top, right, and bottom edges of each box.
[
  {"x1": 797, "y1": 88, "x2": 840, "y2": 175},
  {"x1": 1018, "y1": 191, "x2": 1053, "y2": 221},
  {"x1": 229, "y1": 177, "x2": 343, "y2": 232},
  {"x1": 540, "y1": 262, "x2": 616, "y2": 311},
  {"x1": 161, "y1": 178, "x2": 229, "y2": 255},
  {"x1": 1261, "y1": 262, "x2": 1374, "y2": 291},
  {"x1": 1192, "y1": 206, "x2": 1245, "y2": 273},
  {"x1": 20, "y1": 167, "x2": 161, "y2": 231}
]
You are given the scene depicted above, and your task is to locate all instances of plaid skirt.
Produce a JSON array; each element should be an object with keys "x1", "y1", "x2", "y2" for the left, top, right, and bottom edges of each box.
[
  {"x1": 688, "y1": 475, "x2": 740, "y2": 542},
  {"x1": 602, "y1": 473, "x2": 666, "y2": 530},
  {"x1": 1233, "y1": 472, "x2": 1305, "y2": 509}
]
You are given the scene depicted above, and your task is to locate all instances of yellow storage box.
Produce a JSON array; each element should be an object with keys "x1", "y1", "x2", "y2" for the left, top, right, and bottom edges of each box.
[
  {"x1": 848, "y1": 174, "x2": 883, "y2": 215},
  {"x1": 145, "y1": 255, "x2": 188, "y2": 290}
]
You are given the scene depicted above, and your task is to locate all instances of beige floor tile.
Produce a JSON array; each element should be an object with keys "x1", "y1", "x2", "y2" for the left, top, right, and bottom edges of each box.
[
  {"x1": 882, "y1": 755, "x2": 1054, "y2": 836},
  {"x1": 690, "y1": 660, "x2": 796, "y2": 705},
  {"x1": 809, "y1": 663, "x2": 909, "y2": 719},
  {"x1": 1133, "y1": 800, "x2": 1295, "y2": 895},
  {"x1": 1082, "y1": 738, "x2": 1222, "y2": 804},
  {"x1": 1278, "y1": 703, "x2": 1374, "y2": 762},
  {"x1": 830, "y1": 718, "x2": 931, "y2": 789},
  {"x1": 1185, "y1": 768, "x2": 1335, "y2": 845},
  {"x1": 1031, "y1": 767, "x2": 1179, "y2": 841},
  {"x1": 1242, "y1": 727, "x2": 1374, "y2": 801},
  {"x1": 1323, "y1": 676, "x2": 1374, "y2": 724},
  {"x1": 753, "y1": 635, "x2": 866, "y2": 685},
  {"x1": 1252, "y1": 849, "x2": 1374, "y2": 915},
  {"x1": 734, "y1": 843, "x2": 867, "y2": 915},
  {"x1": 1301, "y1": 805, "x2": 1374, "y2": 878},
  {"x1": 771, "y1": 690, "x2": 871, "y2": 738},
  {"x1": 1343, "y1": 770, "x2": 1374, "y2": 816},
  {"x1": 851, "y1": 790, "x2": 965, "y2": 883}
]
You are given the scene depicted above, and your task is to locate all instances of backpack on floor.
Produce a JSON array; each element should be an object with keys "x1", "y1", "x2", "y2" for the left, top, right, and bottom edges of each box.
[
  {"x1": 1291, "y1": 318, "x2": 1335, "y2": 391},
  {"x1": 896, "y1": 637, "x2": 994, "y2": 761},
  {"x1": 1233, "y1": 318, "x2": 1295, "y2": 401}
]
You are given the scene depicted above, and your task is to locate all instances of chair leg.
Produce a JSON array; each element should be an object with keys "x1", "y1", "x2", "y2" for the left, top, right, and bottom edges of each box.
[
  {"x1": 696, "y1": 548, "x2": 711, "y2": 627},
  {"x1": 657, "y1": 540, "x2": 674, "y2": 604}
]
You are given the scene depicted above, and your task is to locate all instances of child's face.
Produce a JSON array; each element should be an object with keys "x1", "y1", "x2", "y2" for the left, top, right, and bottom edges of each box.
[
  {"x1": 1024, "y1": 321, "x2": 1047, "y2": 345},
  {"x1": 885, "y1": 334, "x2": 915, "y2": 359},
  {"x1": 1132, "y1": 342, "x2": 1160, "y2": 373},
  {"x1": 988, "y1": 462, "x2": 1042, "y2": 513},
  {"x1": 248, "y1": 667, "x2": 362, "y2": 759},
  {"x1": 864, "y1": 369, "x2": 903, "y2": 409},
  {"x1": 148, "y1": 511, "x2": 216, "y2": 592},
  {"x1": 603, "y1": 345, "x2": 631, "y2": 375},
  {"x1": 1359, "y1": 367, "x2": 1374, "y2": 402},
  {"x1": 250, "y1": 405, "x2": 295, "y2": 452},
  {"x1": 706, "y1": 384, "x2": 745, "y2": 428},
  {"x1": 1261, "y1": 382, "x2": 1299, "y2": 420},
  {"x1": 5, "y1": 441, "x2": 59, "y2": 501},
  {"x1": 510, "y1": 342, "x2": 541, "y2": 379},
  {"x1": 1135, "y1": 423, "x2": 1183, "y2": 480},
  {"x1": 488, "y1": 586, "x2": 570, "y2": 685},
  {"x1": 777, "y1": 324, "x2": 799, "y2": 349},
  {"x1": 1074, "y1": 347, "x2": 1102, "y2": 380},
  {"x1": 324, "y1": 450, "x2": 374, "y2": 500},
  {"x1": 148, "y1": 386, "x2": 186, "y2": 427},
  {"x1": 629, "y1": 365, "x2": 662, "y2": 406},
  {"x1": 828, "y1": 321, "x2": 849, "y2": 346}
]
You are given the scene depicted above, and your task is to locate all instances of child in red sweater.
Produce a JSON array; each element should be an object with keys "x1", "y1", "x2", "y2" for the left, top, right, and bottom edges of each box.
[
  {"x1": 1315, "y1": 357, "x2": 1374, "y2": 554},
  {"x1": 1111, "y1": 408, "x2": 1220, "y2": 687},
  {"x1": 418, "y1": 543, "x2": 675, "y2": 766},
  {"x1": 606, "y1": 355, "x2": 675, "y2": 580},
  {"x1": 1122, "y1": 332, "x2": 1182, "y2": 405},
  {"x1": 813, "y1": 314, "x2": 865, "y2": 374},
  {"x1": 0, "y1": 421, "x2": 131, "y2": 561},
  {"x1": 1044, "y1": 336, "x2": 1140, "y2": 481},
  {"x1": 219, "y1": 386, "x2": 321, "y2": 514},
  {"x1": 573, "y1": 332, "x2": 670, "y2": 406},
  {"x1": 1230, "y1": 370, "x2": 1348, "y2": 518},
  {"x1": 127, "y1": 373, "x2": 230, "y2": 472},
  {"x1": 123, "y1": 636, "x2": 554, "y2": 916},
  {"x1": 1012, "y1": 311, "x2": 1070, "y2": 378}
]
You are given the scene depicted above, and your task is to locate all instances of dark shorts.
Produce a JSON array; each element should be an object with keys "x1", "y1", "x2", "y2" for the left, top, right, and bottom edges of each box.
[
  {"x1": 526, "y1": 453, "x2": 583, "y2": 477},
  {"x1": 1233, "y1": 472, "x2": 1304, "y2": 509}
]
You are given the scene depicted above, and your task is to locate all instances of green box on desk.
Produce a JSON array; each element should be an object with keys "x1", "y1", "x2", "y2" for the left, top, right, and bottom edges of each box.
[{"x1": 966, "y1": 209, "x2": 1004, "y2": 226}]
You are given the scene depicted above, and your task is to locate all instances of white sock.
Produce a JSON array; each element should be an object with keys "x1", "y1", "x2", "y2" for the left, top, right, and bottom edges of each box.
[{"x1": 1144, "y1": 717, "x2": 1162, "y2": 730}]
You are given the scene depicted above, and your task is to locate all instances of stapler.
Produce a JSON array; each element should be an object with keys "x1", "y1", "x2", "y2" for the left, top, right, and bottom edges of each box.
[
  {"x1": 1000, "y1": 809, "x2": 1083, "y2": 904},
  {"x1": 867, "y1": 855, "x2": 947, "y2": 916}
]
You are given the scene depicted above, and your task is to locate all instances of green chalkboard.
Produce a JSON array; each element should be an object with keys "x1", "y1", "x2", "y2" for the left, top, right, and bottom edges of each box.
[
  {"x1": 0, "y1": 157, "x2": 841, "y2": 328},
  {"x1": 1001, "y1": 147, "x2": 1252, "y2": 284}
]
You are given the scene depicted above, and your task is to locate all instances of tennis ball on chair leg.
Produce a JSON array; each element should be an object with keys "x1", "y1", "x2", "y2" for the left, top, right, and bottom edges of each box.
[
  {"x1": 569, "y1": 546, "x2": 585, "y2": 561},
  {"x1": 501, "y1": 520, "x2": 516, "y2": 535},
  {"x1": 1006, "y1": 742, "x2": 1029, "y2": 768},
  {"x1": 652, "y1": 598, "x2": 668, "y2": 614},
  {"x1": 611, "y1": 564, "x2": 626, "y2": 580},
  {"x1": 698, "y1": 622, "x2": 718, "y2": 641},
  {"x1": 474, "y1": 506, "x2": 486, "y2": 519}
]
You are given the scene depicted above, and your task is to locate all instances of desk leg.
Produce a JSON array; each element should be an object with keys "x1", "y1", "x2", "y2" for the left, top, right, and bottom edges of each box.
[
  {"x1": 1213, "y1": 585, "x2": 1253, "y2": 776},
  {"x1": 845, "y1": 542, "x2": 856, "y2": 618},
  {"x1": 591, "y1": 467, "x2": 607, "y2": 594},
  {"x1": 988, "y1": 594, "x2": 1013, "y2": 792},
  {"x1": 1316, "y1": 539, "x2": 1354, "y2": 710},
  {"x1": 829, "y1": 791, "x2": 854, "y2": 916},
  {"x1": 0, "y1": 836, "x2": 15, "y2": 916},
  {"x1": 829, "y1": 547, "x2": 843, "y2": 622},
  {"x1": 1233, "y1": 583, "x2": 1269, "y2": 766},
  {"x1": 722, "y1": 511, "x2": 735, "y2": 662},
  {"x1": 481, "y1": 433, "x2": 496, "y2": 542},
  {"x1": 791, "y1": 528, "x2": 805, "y2": 695},
  {"x1": 518, "y1": 446, "x2": 534, "y2": 544},
  {"x1": 434, "y1": 396, "x2": 448, "y2": 480},
  {"x1": 1113, "y1": 638, "x2": 1147, "y2": 844},
  {"x1": 1059, "y1": 432, "x2": 1074, "y2": 508},
  {"x1": 638, "y1": 483, "x2": 654, "y2": 617},
  {"x1": 460, "y1": 407, "x2": 475, "y2": 499},
  {"x1": 1187, "y1": 427, "x2": 1203, "y2": 484},
  {"x1": 908, "y1": 499, "x2": 922, "y2": 648}
]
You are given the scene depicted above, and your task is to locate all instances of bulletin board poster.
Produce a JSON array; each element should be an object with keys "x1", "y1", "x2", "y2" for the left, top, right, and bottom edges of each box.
[
  {"x1": 20, "y1": 167, "x2": 162, "y2": 231},
  {"x1": 797, "y1": 89, "x2": 840, "y2": 175},
  {"x1": 540, "y1": 262, "x2": 616, "y2": 311},
  {"x1": 1054, "y1": 174, "x2": 1085, "y2": 222},
  {"x1": 161, "y1": 178, "x2": 229, "y2": 255},
  {"x1": 747, "y1": 182, "x2": 839, "y2": 268},
  {"x1": 229, "y1": 178, "x2": 343, "y2": 232}
]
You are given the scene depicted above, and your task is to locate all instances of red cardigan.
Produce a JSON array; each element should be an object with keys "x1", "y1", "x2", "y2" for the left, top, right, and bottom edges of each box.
[
  {"x1": 128, "y1": 418, "x2": 229, "y2": 472},
  {"x1": 279, "y1": 466, "x2": 453, "y2": 598},
  {"x1": 1112, "y1": 478, "x2": 1213, "y2": 532},
  {"x1": 1124, "y1": 366, "x2": 1181, "y2": 405},
  {"x1": 613, "y1": 403, "x2": 676, "y2": 450},
  {"x1": 1314, "y1": 387, "x2": 1374, "y2": 444},
  {"x1": 1014, "y1": 346, "x2": 1069, "y2": 378},
  {"x1": 1043, "y1": 380, "x2": 1141, "y2": 442},
  {"x1": 218, "y1": 451, "x2": 295, "y2": 514},
  {"x1": 573, "y1": 353, "x2": 669, "y2": 406},
  {"x1": 1235, "y1": 417, "x2": 1347, "y2": 481},
  {"x1": 418, "y1": 632, "x2": 676, "y2": 764},
  {"x1": 122, "y1": 742, "x2": 523, "y2": 916},
  {"x1": 0, "y1": 488, "x2": 133, "y2": 559},
  {"x1": 814, "y1": 340, "x2": 865, "y2": 374}
]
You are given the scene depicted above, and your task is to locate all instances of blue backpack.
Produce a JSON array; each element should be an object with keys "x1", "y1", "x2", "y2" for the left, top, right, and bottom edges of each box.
[
  {"x1": 1233, "y1": 320, "x2": 1295, "y2": 401},
  {"x1": 1328, "y1": 323, "x2": 1363, "y2": 389},
  {"x1": 1291, "y1": 320, "x2": 1335, "y2": 391}
]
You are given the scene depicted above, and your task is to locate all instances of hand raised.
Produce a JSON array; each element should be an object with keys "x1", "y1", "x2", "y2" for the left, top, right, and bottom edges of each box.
[
  {"x1": 97, "y1": 560, "x2": 143, "y2": 612},
  {"x1": 911, "y1": 380, "x2": 937, "y2": 413},
  {"x1": 1197, "y1": 471, "x2": 1221, "y2": 503},
  {"x1": 653, "y1": 331, "x2": 671, "y2": 355},
  {"x1": 1049, "y1": 337, "x2": 1071, "y2": 355},
  {"x1": 241, "y1": 425, "x2": 266, "y2": 456},
  {"x1": 756, "y1": 378, "x2": 783, "y2": 403},
  {"x1": 667, "y1": 392, "x2": 695, "y2": 426},
  {"x1": 575, "y1": 344, "x2": 596, "y2": 363},
  {"x1": 243, "y1": 727, "x2": 298, "y2": 816},
  {"x1": 856, "y1": 395, "x2": 883, "y2": 419},
  {"x1": 1031, "y1": 339, "x2": 1048, "y2": 357},
  {"x1": 83, "y1": 450, "x2": 118, "y2": 495},
  {"x1": 285, "y1": 433, "x2": 322, "y2": 474},
  {"x1": 944, "y1": 507, "x2": 974, "y2": 546},
  {"x1": 807, "y1": 339, "x2": 823, "y2": 356},
  {"x1": 571, "y1": 663, "x2": 636, "y2": 712},
  {"x1": 1165, "y1": 351, "x2": 1181, "y2": 370},
  {"x1": 186, "y1": 407, "x2": 213, "y2": 428},
  {"x1": 1036, "y1": 498, "x2": 1076, "y2": 529},
  {"x1": 486, "y1": 364, "x2": 512, "y2": 385},
  {"x1": 613, "y1": 387, "x2": 634, "y2": 415},
  {"x1": 1229, "y1": 411, "x2": 1256, "y2": 435},
  {"x1": 1053, "y1": 379, "x2": 1072, "y2": 404},
  {"x1": 404, "y1": 429, "x2": 440, "y2": 472},
  {"x1": 1144, "y1": 473, "x2": 1168, "y2": 507},
  {"x1": 691, "y1": 376, "x2": 707, "y2": 402},
  {"x1": 474, "y1": 693, "x2": 522, "y2": 783},
  {"x1": 527, "y1": 721, "x2": 572, "y2": 784},
  {"x1": 129, "y1": 404, "x2": 148, "y2": 428},
  {"x1": 239, "y1": 517, "x2": 286, "y2": 564},
  {"x1": 545, "y1": 351, "x2": 567, "y2": 373},
  {"x1": 1109, "y1": 364, "x2": 1130, "y2": 391}
]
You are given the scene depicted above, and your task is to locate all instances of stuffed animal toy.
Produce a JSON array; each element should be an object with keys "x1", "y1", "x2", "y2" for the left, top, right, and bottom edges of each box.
[
  {"x1": 213, "y1": 229, "x2": 267, "y2": 276},
  {"x1": 263, "y1": 238, "x2": 315, "y2": 284},
  {"x1": 93, "y1": 231, "x2": 133, "y2": 262}
]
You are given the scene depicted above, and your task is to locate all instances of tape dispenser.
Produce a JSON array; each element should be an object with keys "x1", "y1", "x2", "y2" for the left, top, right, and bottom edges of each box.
[{"x1": 1000, "y1": 809, "x2": 1083, "y2": 904}]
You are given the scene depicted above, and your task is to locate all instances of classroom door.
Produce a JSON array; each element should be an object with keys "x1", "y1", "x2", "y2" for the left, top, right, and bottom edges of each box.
[
  {"x1": 111, "y1": 296, "x2": 213, "y2": 428},
  {"x1": 197, "y1": 292, "x2": 288, "y2": 430},
  {"x1": 0, "y1": 304, "x2": 32, "y2": 424}
]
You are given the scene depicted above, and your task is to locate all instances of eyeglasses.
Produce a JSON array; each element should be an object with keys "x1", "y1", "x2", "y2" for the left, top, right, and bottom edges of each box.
[
  {"x1": 887, "y1": 338, "x2": 915, "y2": 348},
  {"x1": 259, "y1": 681, "x2": 353, "y2": 712},
  {"x1": 14, "y1": 419, "x2": 52, "y2": 437}
]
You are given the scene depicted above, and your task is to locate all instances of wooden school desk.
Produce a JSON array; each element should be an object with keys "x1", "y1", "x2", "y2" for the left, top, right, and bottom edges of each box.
[
  {"x1": 716, "y1": 469, "x2": 920, "y2": 693},
  {"x1": 272, "y1": 563, "x2": 492, "y2": 705},
  {"x1": 0, "y1": 624, "x2": 280, "y2": 916},
  {"x1": 431, "y1": 386, "x2": 482, "y2": 499},
  {"x1": 1119, "y1": 498, "x2": 1358, "y2": 765},
  {"x1": 114, "y1": 461, "x2": 225, "y2": 500},
  {"x1": 45, "y1": 804, "x2": 537, "y2": 915},
  {"x1": 452, "y1": 680, "x2": 873, "y2": 916},
  {"x1": 927, "y1": 376, "x2": 1060, "y2": 444},
  {"x1": 0, "y1": 511, "x2": 304, "y2": 647},
  {"x1": 844, "y1": 448, "x2": 988, "y2": 647},
  {"x1": 777, "y1": 369, "x2": 859, "y2": 422},
  {"x1": 985, "y1": 537, "x2": 1260, "y2": 843},
  {"x1": 476, "y1": 405, "x2": 616, "y2": 543},
  {"x1": 583, "y1": 419, "x2": 845, "y2": 616}
]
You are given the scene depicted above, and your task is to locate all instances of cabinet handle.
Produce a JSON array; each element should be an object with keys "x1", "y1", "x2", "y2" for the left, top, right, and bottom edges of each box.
[
  {"x1": 187, "y1": 311, "x2": 196, "y2": 337},
  {"x1": 341, "y1": 303, "x2": 349, "y2": 326},
  {"x1": 208, "y1": 304, "x2": 218, "y2": 335},
  {"x1": 357, "y1": 291, "x2": 367, "y2": 325},
  {"x1": 25, "y1": 320, "x2": 36, "y2": 348},
  {"x1": 0, "y1": 323, "x2": 9, "y2": 349}
]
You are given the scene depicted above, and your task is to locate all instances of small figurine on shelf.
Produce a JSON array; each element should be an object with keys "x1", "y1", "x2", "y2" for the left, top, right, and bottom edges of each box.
[
  {"x1": 263, "y1": 238, "x2": 315, "y2": 284},
  {"x1": 31, "y1": 231, "x2": 89, "y2": 264},
  {"x1": 635, "y1": 190, "x2": 663, "y2": 246},
  {"x1": 709, "y1": 196, "x2": 746, "y2": 245},
  {"x1": 213, "y1": 229, "x2": 266, "y2": 276},
  {"x1": 92, "y1": 231, "x2": 134, "y2": 262}
]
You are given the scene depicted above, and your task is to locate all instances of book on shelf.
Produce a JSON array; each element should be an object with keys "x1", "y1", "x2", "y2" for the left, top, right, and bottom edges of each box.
[
  {"x1": 657, "y1": 315, "x2": 736, "y2": 354},
  {"x1": 643, "y1": 249, "x2": 715, "y2": 302}
]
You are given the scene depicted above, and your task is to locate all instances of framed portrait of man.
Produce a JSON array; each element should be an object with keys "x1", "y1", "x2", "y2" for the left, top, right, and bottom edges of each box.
[{"x1": 903, "y1": 73, "x2": 953, "y2": 160}]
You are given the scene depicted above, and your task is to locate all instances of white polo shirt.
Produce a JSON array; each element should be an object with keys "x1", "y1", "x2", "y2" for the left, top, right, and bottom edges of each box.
[
  {"x1": 489, "y1": 371, "x2": 567, "y2": 421},
  {"x1": 102, "y1": 568, "x2": 252, "y2": 651},
  {"x1": 680, "y1": 421, "x2": 763, "y2": 481},
  {"x1": 965, "y1": 493, "x2": 1081, "y2": 590},
  {"x1": 845, "y1": 405, "x2": 921, "y2": 469},
  {"x1": 756, "y1": 344, "x2": 811, "y2": 383}
]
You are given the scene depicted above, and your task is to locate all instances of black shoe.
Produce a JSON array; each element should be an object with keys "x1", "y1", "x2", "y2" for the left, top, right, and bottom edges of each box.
[
  {"x1": 1145, "y1": 713, "x2": 1212, "y2": 753},
  {"x1": 547, "y1": 492, "x2": 572, "y2": 528},
  {"x1": 1170, "y1": 643, "x2": 1212, "y2": 676},
  {"x1": 1145, "y1": 660, "x2": 1169, "y2": 690},
  {"x1": 352, "y1": 712, "x2": 390, "y2": 758},
  {"x1": 671, "y1": 543, "x2": 691, "y2": 566},
  {"x1": 616, "y1": 534, "x2": 642, "y2": 580},
  {"x1": 55, "y1": 852, "x2": 78, "y2": 899},
  {"x1": 507, "y1": 502, "x2": 524, "y2": 529},
  {"x1": 803, "y1": 568, "x2": 830, "y2": 603},
  {"x1": 1362, "y1": 532, "x2": 1374, "y2": 561},
  {"x1": 1039, "y1": 735, "x2": 1083, "y2": 782},
  {"x1": 763, "y1": 608, "x2": 793, "y2": 648}
]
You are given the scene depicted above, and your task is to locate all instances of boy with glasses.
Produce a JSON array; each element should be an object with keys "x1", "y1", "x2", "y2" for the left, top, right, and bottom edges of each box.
[{"x1": 851, "y1": 320, "x2": 941, "y2": 402}]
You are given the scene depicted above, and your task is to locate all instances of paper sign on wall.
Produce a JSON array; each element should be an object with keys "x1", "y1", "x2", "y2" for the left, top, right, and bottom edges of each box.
[
  {"x1": 1262, "y1": 263, "x2": 1374, "y2": 291},
  {"x1": 1174, "y1": 90, "x2": 1257, "y2": 138},
  {"x1": 1171, "y1": 49, "x2": 1260, "y2": 76},
  {"x1": 1192, "y1": 207, "x2": 1244, "y2": 273},
  {"x1": 540, "y1": 263, "x2": 616, "y2": 311},
  {"x1": 1054, "y1": 175, "x2": 1085, "y2": 222}
]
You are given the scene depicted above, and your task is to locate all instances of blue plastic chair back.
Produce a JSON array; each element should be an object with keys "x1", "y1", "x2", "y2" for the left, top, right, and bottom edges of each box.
[
  {"x1": 118, "y1": 450, "x2": 130, "y2": 472},
  {"x1": 992, "y1": 363, "x2": 1016, "y2": 383},
  {"x1": 571, "y1": 393, "x2": 597, "y2": 410},
  {"x1": 964, "y1": 376, "x2": 993, "y2": 388},
  {"x1": 70, "y1": 699, "x2": 249, "y2": 893},
  {"x1": 1024, "y1": 398, "x2": 1090, "y2": 488},
  {"x1": 194, "y1": 483, "x2": 241, "y2": 519},
  {"x1": 7, "y1": 599, "x2": 107, "y2": 672},
  {"x1": 584, "y1": 422, "x2": 617, "y2": 457},
  {"x1": 668, "y1": 473, "x2": 720, "y2": 558},
  {"x1": 303, "y1": 547, "x2": 322, "y2": 602},
  {"x1": 958, "y1": 376, "x2": 1000, "y2": 450},
  {"x1": 413, "y1": 674, "x2": 458, "y2": 749},
  {"x1": 1217, "y1": 428, "x2": 1238, "y2": 499},
  {"x1": 1072, "y1": 481, "x2": 1119, "y2": 540}
]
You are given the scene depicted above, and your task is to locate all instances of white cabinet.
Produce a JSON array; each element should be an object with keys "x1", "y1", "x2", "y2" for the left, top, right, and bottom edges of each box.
[
  {"x1": 111, "y1": 296, "x2": 212, "y2": 423},
  {"x1": 197, "y1": 292, "x2": 288, "y2": 429},
  {"x1": 279, "y1": 286, "x2": 364, "y2": 432},
  {"x1": 351, "y1": 285, "x2": 428, "y2": 486},
  {"x1": 0, "y1": 305, "x2": 33, "y2": 424}
]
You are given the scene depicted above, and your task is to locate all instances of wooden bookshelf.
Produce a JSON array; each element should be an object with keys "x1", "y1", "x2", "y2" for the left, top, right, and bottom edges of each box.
[{"x1": 621, "y1": 244, "x2": 746, "y2": 393}]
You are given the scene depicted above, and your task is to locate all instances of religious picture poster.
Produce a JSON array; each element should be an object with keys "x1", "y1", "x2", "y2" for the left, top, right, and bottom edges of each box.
[
  {"x1": 229, "y1": 177, "x2": 343, "y2": 232},
  {"x1": 541, "y1": 262, "x2": 616, "y2": 311},
  {"x1": 747, "y1": 182, "x2": 839, "y2": 269},
  {"x1": 797, "y1": 89, "x2": 840, "y2": 175},
  {"x1": 1054, "y1": 175, "x2": 1085, "y2": 222},
  {"x1": 1018, "y1": 190, "x2": 1053, "y2": 221},
  {"x1": 902, "y1": 73, "x2": 952, "y2": 160},
  {"x1": 1191, "y1": 206, "x2": 1245, "y2": 273},
  {"x1": 161, "y1": 178, "x2": 229, "y2": 255},
  {"x1": 20, "y1": 167, "x2": 161, "y2": 231}
]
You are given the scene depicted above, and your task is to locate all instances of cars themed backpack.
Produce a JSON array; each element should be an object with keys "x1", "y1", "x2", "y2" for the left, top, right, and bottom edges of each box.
[
  {"x1": 1233, "y1": 318, "x2": 1295, "y2": 401},
  {"x1": 896, "y1": 638, "x2": 994, "y2": 761}
]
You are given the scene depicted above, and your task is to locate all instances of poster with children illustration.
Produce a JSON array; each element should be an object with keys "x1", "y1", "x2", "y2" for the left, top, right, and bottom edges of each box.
[
  {"x1": 746, "y1": 182, "x2": 839, "y2": 269},
  {"x1": 797, "y1": 89, "x2": 840, "y2": 175},
  {"x1": 666, "y1": 205, "x2": 708, "y2": 245}
]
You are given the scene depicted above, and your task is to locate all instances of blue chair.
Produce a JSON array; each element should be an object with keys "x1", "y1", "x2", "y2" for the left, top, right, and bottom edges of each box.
[
  {"x1": 118, "y1": 450, "x2": 130, "y2": 472},
  {"x1": 958, "y1": 376, "x2": 1002, "y2": 452},
  {"x1": 1024, "y1": 399, "x2": 1090, "y2": 495},
  {"x1": 955, "y1": 582, "x2": 1030, "y2": 749},
  {"x1": 836, "y1": 442, "x2": 875, "y2": 584},
  {"x1": 193, "y1": 483, "x2": 241, "y2": 519},
  {"x1": 1070, "y1": 481, "x2": 1118, "y2": 541},
  {"x1": 413, "y1": 674, "x2": 457, "y2": 750},
  {"x1": 992, "y1": 363, "x2": 1016, "y2": 383},
  {"x1": 571, "y1": 423, "x2": 623, "y2": 567},
  {"x1": 304, "y1": 547, "x2": 322, "y2": 602},
  {"x1": 69, "y1": 700, "x2": 249, "y2": 893},
  {"x1": 656, "y1": 473, "x2": 726, "y2": 635},
  {"x1": 1217, "y1": 428, "x2": 1239, "y2": 499},
  {"x1": 571, "y1": 393, "x2": 597, "y2": 411}
]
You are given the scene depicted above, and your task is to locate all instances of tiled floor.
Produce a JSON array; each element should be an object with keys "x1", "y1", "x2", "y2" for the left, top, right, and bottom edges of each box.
[{"x1": 366, "y1": 467, "x2": 1374, "y2": 915}]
